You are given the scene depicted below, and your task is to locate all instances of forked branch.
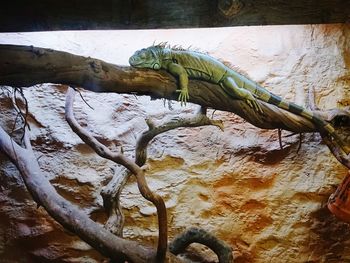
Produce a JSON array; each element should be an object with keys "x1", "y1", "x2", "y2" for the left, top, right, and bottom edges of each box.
[
  {"x1": 102, "y1": 106, "x2": 223, "y2": 238},
  {"x1": 135, "y1": 107, "x2": 223, "y2": 166}
]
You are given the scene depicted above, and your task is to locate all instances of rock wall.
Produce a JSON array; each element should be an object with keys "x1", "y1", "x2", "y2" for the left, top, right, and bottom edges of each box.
[{"x1": 0, "y1": 24, "x2": 349, "y2": 262}]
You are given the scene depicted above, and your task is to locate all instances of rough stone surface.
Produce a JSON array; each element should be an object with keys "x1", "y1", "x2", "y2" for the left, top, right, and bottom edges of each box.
[{"x1": 0, "y1": 24, "x2": 349, "y2": 262}]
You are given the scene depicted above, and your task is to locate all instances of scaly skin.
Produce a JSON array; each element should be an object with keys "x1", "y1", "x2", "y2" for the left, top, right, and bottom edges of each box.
[{"x1": 129, "y1": 45, "x2": 350, "y2": 155}]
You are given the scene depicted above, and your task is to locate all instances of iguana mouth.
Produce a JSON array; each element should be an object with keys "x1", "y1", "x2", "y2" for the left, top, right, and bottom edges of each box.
[
  {"x1": 129, "y1": 57, "x2": 157, "y2": 69},
  {"x1": 130, "y1": 62, "x2": 143, "y2": 67},
  {"x1": 128, "y1": 57, "x2": 140, "y2": 66}
]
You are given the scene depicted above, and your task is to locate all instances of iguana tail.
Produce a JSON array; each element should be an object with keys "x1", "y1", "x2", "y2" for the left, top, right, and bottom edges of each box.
[
  {"x1": 227, "y1": 71, "x2": 348, "y2": 153},
  {"x1": 267, "y1": 93, "x2": 350, "y2": 155},
  {"x1": 233, "y1": 71, "x2": 349, "y2": 154}
]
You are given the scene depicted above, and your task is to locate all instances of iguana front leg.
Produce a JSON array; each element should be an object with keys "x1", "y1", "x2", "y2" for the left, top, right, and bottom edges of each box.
[
  {"x1": 221, "y1": 76, "x2": 263, "y2": 114},
  {"x1": 167, "y1": 62, "x2": 189, "y2": 106}
]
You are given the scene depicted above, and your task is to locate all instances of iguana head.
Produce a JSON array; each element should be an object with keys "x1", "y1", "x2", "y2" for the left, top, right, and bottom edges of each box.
[{"x1": 129, "y1": 46, "x2": 162, "y2": 70}]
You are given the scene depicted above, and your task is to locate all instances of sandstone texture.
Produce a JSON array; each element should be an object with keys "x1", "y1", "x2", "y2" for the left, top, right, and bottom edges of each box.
[{"x1": 0, "y1": 24, "x2": 349, "y2": 262}]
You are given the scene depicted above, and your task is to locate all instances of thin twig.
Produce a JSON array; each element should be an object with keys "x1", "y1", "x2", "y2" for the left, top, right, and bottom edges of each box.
[
  {"x1": 71, "y1": 85, "x2": 94, "y2": 110},
  {"x1": 10, "y1": 88, "x2": 31, "y2": 142},
  {"x1": 278, "y1": 129, "x2": 283, "y2": 149},
  {"x1": 297, "y1": 133, "x2": 303, "y2": 153}
]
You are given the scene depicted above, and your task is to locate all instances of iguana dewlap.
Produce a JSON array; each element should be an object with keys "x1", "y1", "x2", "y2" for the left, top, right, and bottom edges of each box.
[{"x1": 129, "y1": 45, "x2": 350, "y2": 155}]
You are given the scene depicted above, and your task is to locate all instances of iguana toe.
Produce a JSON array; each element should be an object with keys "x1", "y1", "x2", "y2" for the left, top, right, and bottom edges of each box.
[
  {"x1": 246, "y1": 98, "x2": 264, "y2": 115},
  {"x1": 177, "y1": 89, "x2": 189, "y2": 106},
  {"x1": 255, "y1": 102, "x2": 264, "y2": 115}
]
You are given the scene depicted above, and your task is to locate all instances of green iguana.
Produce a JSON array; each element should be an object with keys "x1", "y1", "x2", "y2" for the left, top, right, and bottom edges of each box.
[{"x1": 129, "y1": 44, "x2": 350, "y2": 155}]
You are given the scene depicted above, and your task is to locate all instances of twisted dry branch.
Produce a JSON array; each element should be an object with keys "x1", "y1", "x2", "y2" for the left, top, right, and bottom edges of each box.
[
  {"x1": 65, "y1": 87, "x2": 168, "y2": 262},
  {"x1": 101, "y1": 106, "x2": 223, "y2": 237}
]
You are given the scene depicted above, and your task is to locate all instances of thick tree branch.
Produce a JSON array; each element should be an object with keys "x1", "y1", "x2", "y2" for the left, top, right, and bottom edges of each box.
[
  {"x1": 65, "y1": 88, "x2": 168, "y2": 261},
  {"x1": 0, "y1": 44, "x2": 322, "y2": 133},
  {"x1": 0, "y1": 126, "x2": 159, "y2": 262},
  {"x1": 1, "y1": 44, "x2": 349, "y2": 165}
]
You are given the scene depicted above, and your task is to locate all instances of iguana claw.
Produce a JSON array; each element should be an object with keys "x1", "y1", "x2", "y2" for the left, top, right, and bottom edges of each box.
[
  {"x1": 176, "y1": 88, "x2": 189, "y2": 106},
  {"x1": 246, "y1": 98, "x2": 264, "y2": 115}
]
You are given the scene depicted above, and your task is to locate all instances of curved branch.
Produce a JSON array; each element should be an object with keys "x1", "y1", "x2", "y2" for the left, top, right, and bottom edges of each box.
[
  {"x1": 0, "y1": 44, "x2": 320, "y2": 133},
  {"x1": 169, "y1": 227, "x2": 233, "y2": 263},
  {"x1": 136, "y1": 106, "x2": 223, "y2": 166},
  {"x1": 65, "y1": 88, "x2": 167, "y2": 261},
  {"x1": 1, "y1": 44, "x2": 348, "y2": 163},
  {"x1": 321, "y1": 133, "x2": 350, "y2": 169},
  {"x1": 308, "y1": 87, "x2": 350, "y2": 169}
]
